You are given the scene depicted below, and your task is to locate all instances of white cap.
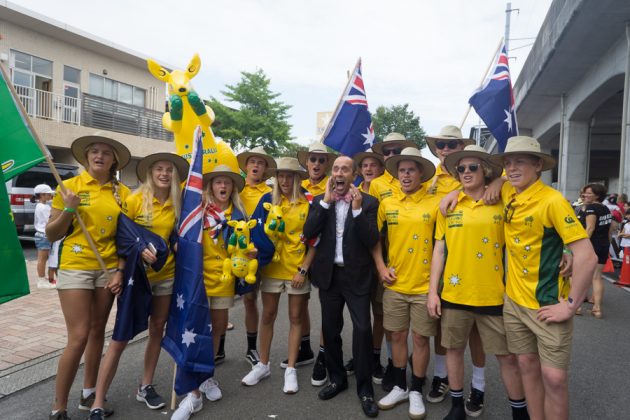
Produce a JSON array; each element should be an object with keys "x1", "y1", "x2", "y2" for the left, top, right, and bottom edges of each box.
[{"x1": 33, "y1": 184, "x2": 54, "y2": 194}]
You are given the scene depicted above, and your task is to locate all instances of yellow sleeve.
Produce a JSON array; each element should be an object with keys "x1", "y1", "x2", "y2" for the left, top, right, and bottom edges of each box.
[
  {"x1": 500, "y1": 181, "x2": 512, "y2": 204},
  {"x1": 435, "y1": 212, "x2": 446, "y2": 241},
  {"x1": 369, "y1": 180, "x2": 379, "y2": 201},
  {"x1": 122, "y1": 193, "x2": 140, "y2": 219},
  {"x1": 377, "y1": 199, "x2": 386, "y2": 231},
  {"x1": 52, "y1": 184, "x2": 65, "y2": 210},
  {"x1": 546, "y1": 196, "x2": 589, "y2": 245}
]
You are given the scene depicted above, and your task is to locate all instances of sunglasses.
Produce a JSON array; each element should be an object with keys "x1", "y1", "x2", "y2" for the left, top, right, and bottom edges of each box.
[
  {"x1": 436, "y1": 140, "x2": 461, "y2": 150},
  {"x1": 504, "y1": 198, "x2": 516, "y2": 224},
  {"x1": 456, "y1": 164, "x2": 480, "y2": 173},
  {"x1": 383, "y1": 148, "x2": 402, "y2": 156},
  {"x1": 309, "y1": 156, "x2": 327, "y2": 164}
]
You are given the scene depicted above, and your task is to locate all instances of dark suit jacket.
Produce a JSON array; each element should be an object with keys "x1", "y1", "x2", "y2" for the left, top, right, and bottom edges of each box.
[{"x1": 304, "y1": 192, "x2": 379, "y2": 295}]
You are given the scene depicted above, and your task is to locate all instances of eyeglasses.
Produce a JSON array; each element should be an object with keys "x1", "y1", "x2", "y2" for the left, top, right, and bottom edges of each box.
[
  {"x1": 383, "y1": 148, "x2": 402, "y2": 156},
  {"x1": 309, "y1": 156, "x2": 327, "y2": 164},
  {"x1": 456, "y1": 164, "x2": 480, "y2": 173},
  {"x1": 504, "y1": 198, "x2": 516, "y2": 224},
  {"x1": 436, "y1": 140, "x2": 461, "y2": 150}
]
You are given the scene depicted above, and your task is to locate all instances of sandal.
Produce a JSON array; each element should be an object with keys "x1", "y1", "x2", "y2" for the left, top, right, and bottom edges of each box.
[{"x1": 590, "y1": 308, "x2": 602, "y2": 319}]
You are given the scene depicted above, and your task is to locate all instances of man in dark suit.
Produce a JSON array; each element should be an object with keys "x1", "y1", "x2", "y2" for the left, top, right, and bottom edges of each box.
[{"x1": 304, "y1": 156, "x2": 380, "y2": 418}]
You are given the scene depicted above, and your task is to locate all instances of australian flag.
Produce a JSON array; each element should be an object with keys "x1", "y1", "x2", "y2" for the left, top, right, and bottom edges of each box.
[
  {"x1": 469, "y1": 43, "x2": 518, "y2": 152},
  {"x1": 323, "y1": 58, "x2": 374, "y2": 157},
  {"x1": 162, "y1": 127, "x2": 214, "y2": 395}
]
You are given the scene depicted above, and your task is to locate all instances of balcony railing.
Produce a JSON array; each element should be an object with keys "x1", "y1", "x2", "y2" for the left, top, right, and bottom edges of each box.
[{"x1": 13, "y1": 85, "x2": 173, "y2": 142}]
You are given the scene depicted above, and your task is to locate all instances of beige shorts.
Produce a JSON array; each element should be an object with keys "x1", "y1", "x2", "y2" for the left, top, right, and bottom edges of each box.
[
  {"x1": 382, "y1": 288, "x2": 437, "y2": 337},
  {"x1": 370, "y1": 277, "x2": 384, "y2": 316},
  {"x1": 503, "y1": 296, "x2": 573, "y2": 370},
  {"x1": 150, "y1": 278, "x2": 174, "y2": 296},
  {"x1": 57, "y1": 268, "x2": 117, "y2": 290},
  {"x1": 441, "y1": 308, "x2": 509, "y2": 355},
  {"x1": 260, "y1": 276, "x2": 311, "y2": 295},
  {"x1": 207, "y1": 296, "x2": 235, "y2": 310}
]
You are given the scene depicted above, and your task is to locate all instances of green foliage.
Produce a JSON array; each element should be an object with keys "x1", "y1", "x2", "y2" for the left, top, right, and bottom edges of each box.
[
  {"x1": 207, "y1": 69, "x2": 293, "y2": 156},
  {"x1": 371, "y1": 104, "x2": 426, "y2": 149}
]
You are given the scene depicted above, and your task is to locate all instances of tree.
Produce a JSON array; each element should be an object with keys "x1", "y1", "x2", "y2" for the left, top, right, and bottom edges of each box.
[
  {"x1": 207, "y1": 69, "x2": 293, "y2": 156},
  {"x1": 371, "y1": 104, "x2": 426, "y2": 149}
]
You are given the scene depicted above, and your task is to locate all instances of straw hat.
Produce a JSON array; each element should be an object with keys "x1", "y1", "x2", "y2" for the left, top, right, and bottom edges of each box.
[
  {"x1": 265, "y1": 157, "x2": 309, "y2": 180},
  {"x1": 490, "y1": 136, "x2": 556, "y2": 171},
  {"x1": 352, "y1": 148, "x2": 384, "y2": 167},
  {"x1": 372, "y1": 132, "x2": 417, "y2": 155},
  {"x1": 385, "y1": 147, "x2": 436, "y2": 183},
  {"x1": 237, "y1": 146, "x2": 277, "y2": 178},
  {"x1": 425, "y1": 125, "x2": 475, "y2": 157},
  {"x1": 444, "y1": 145, "x2": 503, "y2": 179},
  {"x1": 297, "y1": 143, "x2": 336, "y2": 169},
  {"x1": 202, "y1": 164, "x2": 245, "y2": 192},
  {"x1": 136, "y1": 153, "x2": 190, "y2": 183},
  {"x1": 71, "y1": 133, "x2": 131, "y2": 170}
]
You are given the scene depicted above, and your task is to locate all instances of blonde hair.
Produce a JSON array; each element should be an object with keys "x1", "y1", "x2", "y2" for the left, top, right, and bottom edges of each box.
[
  {"x1": 203, "y1": 176, "x2": 247, "y2": 219},
  {"x1": 271, "y1": 171, "x2": 306, "y2": 205},
  {"x1": 135, "y1": 162, "x2": 183, "y2": 221}
]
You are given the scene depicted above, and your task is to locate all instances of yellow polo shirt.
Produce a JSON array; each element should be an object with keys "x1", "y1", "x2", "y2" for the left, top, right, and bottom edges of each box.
[
  {"x1": 423, "y1": 164, "x2": 462, "y2": 199},
  {"x1": 369, "y1": 172, "x2": 401, "y2": 202},
  {"x1": 52, "y1": 171, "x2": 130, "y2": 270},
  {"x1": 301, "y1": 176, "x2": 329, "y2": 197},
  {"x1": 122, "y1": 192, "x2": 176, "y2": 282},
  {"x1": 378, "y1": 187, "x2": 440, "y2": 295},
  {"x1": 435, "y1": 191, "x2": 505, "y2": 307},
  {"x1": 203, "y1": 205, "x2": 234, "y2": 297},
  {"x1": 261, "y1": 196, "x2": 309, "y2": 280},
  {"x1": 240, "y1": 182, "x2": 272, "y2": 216},
  {"x1": 501, "y1": 180, "x2": 588, "y2": 309}
]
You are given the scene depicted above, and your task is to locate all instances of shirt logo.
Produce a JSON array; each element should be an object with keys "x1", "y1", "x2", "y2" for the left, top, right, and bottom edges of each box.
[
  {"x1": 380, "y1": 190, "x2": 393, "y2": 200},
  {"x1": 79, "y1": 192, "x2": 90, "y2": 207},
  {"x1": 493, "y1": 214, "x2": 503, "y2": 224},
  {"x1": 385, "y1": 210, "x2": 399, "y2": 225},
  {"x1": 564, "y1": 215, "x2": 576, "y2": 224},
  {"x1": 524, "y1": 216, "x2": 534, "y2": 227},
  {"x1": 422, "y1": 213, "x2": 432, "y2": 223},
  {"x1": 446, "y1": 210, "x2": 463, "y2": 228}
]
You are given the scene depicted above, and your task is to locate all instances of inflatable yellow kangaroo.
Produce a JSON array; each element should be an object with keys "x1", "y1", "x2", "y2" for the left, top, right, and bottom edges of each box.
[
  {"x1": 263, "y1": 202, "x2": 286, "y2": 262},
  {"x1": 222, "y1": 219, "x2": 258, "y2": 284},
  {"x1": 147, "y1": 54, "x2": 238, "y2": 173}
]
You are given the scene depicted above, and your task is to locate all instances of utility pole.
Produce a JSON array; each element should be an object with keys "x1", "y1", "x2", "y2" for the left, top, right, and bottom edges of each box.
[{"x1": 504, "y1": 2, "x2": 520, "y2": 54}]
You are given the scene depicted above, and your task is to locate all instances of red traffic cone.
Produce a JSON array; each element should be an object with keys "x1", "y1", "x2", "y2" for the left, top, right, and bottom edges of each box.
[
  {"x1": 603, "y1": 256, "x2": 614, "y2": 273},
  {"x1": 615, "y1": 248, "x2": 630, "y2": 287}
]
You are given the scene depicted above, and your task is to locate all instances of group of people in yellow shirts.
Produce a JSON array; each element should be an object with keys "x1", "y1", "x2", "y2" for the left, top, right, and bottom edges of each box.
[{"x1": 46, "y1": 125, "x2": 596, "y2": 420}]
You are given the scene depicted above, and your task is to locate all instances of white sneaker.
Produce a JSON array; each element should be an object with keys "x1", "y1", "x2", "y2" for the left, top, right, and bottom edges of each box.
[
  {"x1": 283, "y1": 367, "x2": 298, "y2": 394},
  {"x1": 171, "y1": 392, "x2": 202, "y2": 420},
  {"x1": 377, "y1": 385, "x2": 409, "y2": 410},
  {"x1": 37, "y1": 278, "x2": 52, "y2": 289},
  {"x1": 199, "y1": 377, "x2": 222, "y2": 401},
  {"x1": 241, "y1": 362, "x2": 271, "y2": 386},
  {"x1": 408, "y1": 390, "x2": 426, "y2": 419}
]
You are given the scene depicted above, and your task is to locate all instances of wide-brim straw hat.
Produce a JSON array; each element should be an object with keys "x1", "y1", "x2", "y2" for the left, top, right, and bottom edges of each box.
[
  {"x1": 202, "y1": 164, "x2": 245, "y2": 192},
  {"x1": 425, "y1": 125, "x2": 475, "y2": 157},
  {"x1": 237, "y1": 146, "x2": 277, "y2": 178},
  {"x1": 71, "y1": 133, "x2": 131, "y2": 170},
  {"x1": 372, "y1": 132, "x2": 417, "y2": 155},
  {"x1": 385, "y1": 147, "x2": 436, "y2": 183},
  {"x1": 265, "y1": 157, "x2": 309, "y2": 180},
  {"x1": 136, "y1": 153, "x2": 190, "y2": 183},
  {"x1": 297, "y1": 142, "x2": 337, "y2": 169},
  {"x1": 444, "y1": 145, "x2": 503, "y2": 179},
  {"x1": 352, "y1": 148, "x2": 384, "y2": 167},
  {"x1": 490, "y1": 136, "x2": 556, "y2": 171}
]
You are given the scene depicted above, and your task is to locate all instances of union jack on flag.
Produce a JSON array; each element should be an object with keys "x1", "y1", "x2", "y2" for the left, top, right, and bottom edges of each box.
[
  {"x1": 323, "y1": 58, "x2": 374, "y2": 157},
  {"x1": 469, "y1": 42, "x2": 518, "y2": 152}
]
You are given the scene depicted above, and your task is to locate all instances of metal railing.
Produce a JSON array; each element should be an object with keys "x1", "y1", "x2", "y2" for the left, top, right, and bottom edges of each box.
[{"x1": 14, "y1": 85, "x2": 81, "y2": 125}]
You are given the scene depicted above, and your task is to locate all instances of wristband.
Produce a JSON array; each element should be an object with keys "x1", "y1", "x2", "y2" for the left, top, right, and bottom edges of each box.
[
  {"x1": 63, "y1": 207, "x2": 76, "y2": 213},
  {"x1": 562, "y1": 247, "x2": 572, "y2": 255},
  {"x1": 297, "y1": 267, "x2": 307, "y2": 275}
]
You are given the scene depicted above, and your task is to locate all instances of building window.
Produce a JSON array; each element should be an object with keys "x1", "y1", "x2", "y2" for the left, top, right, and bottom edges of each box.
[
  {"x1": 89, "y1": 73, "x2": 145, "y2": 107},
  {"x1": 63, "y1": 66, "x2": 81, "y2": 84},
  {"x1": 11, "y1": 50, "x2": 52, "y2": 78}
]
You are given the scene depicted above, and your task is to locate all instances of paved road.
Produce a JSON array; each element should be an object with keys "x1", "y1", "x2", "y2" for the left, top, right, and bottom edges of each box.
[{"x1": 1, "y1": 280, "x2": 629, "y2": 419}]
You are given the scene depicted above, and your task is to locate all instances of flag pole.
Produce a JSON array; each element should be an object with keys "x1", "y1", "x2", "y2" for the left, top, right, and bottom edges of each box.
[
  {"x1": 319, "y1": 57, "x2": 362, "y2": 142},
  {"x1": 0, "y1": 62, "x2": 112, "y2": 281},
  {"x1": 459, "y1": 38, "x2": 505, "y2": 130}
]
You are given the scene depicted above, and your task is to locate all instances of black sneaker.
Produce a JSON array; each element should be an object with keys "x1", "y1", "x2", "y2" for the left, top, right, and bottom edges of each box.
[
  {"x1": 215, "y1": 350, "x2": 225, "y2": 365},
  {"x1": 381, "y1": 358, "x2": 394, "y2": 392},
  {"x1": 372, "y1": 357, "x2": 385, "y2": 385},
  {"x1": 49, "y1": 410, "x2": 70, "y2": 420},
  {"x1": 426, "y1": 376, "x2": 449, "y2": 403},
  {"x1": 465, "y1": 387, "x2": 485, "y2": 417},
  {"x1": 245, "y1": 349, "x2": 260, "y2": 367},
  {"x1": 444, "y1": 403, "x2": 466, "y2": 420},
  {"x1": 136, "y1": 384, "x2": 166, "y2": 409},
  {"x1": 310, "y1": 352, "x2": 327, "y2": 386},
  {"x1": 78, "y1": 392, "x2": 113, "y2": 417},
  {"x1": 344, "y1": 358, "x2": 355, "y2": 375},
  {"x1": 89, "y1": 408, "x2": 105, "y2": 420},
  {"x1": 279, "y1": 347, "x2": 315, "y2": 368}
]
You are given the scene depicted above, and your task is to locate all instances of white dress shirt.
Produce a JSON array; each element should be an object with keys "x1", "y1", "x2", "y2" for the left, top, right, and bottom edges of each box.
[{"x1": 319, "y1": 199, "x2": 362, "y2": 265}]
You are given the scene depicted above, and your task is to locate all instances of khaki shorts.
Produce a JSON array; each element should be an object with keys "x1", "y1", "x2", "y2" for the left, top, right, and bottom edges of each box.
[
  {"x1": 441, "y1": 308, "x2": 509, "y2": 355},
  {"x1": 260, "y1": 276, "x2": 311, "y2": 295},
  {"x1": 503, "y1": 296, "x2": 573, "y2": 370},
  {"x1": 57, "y1": 268, "x2": 116, "y2": 290},
  {"x1": 207, "y1": 296, "x2": 235, "y2": 310},
  {"x1": 150, "y1": 278, "x2": 174, "y2": 296},
  {"x1": 382, "y1": 288, "x2": 437, "y2": 337},
  {"x1": 370, "y1": 277, "x2": 384, "y2": 316}
]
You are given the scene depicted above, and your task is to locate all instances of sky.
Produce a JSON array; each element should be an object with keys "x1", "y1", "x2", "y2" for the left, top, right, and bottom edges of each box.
[{"x1": 11, "y1": 0, "x2": 553, "y2": 158}]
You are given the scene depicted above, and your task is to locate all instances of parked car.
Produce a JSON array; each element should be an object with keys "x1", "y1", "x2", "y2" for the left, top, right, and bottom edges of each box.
[{"x1": 6, "y1": 162, "x2": 79, "y2": 239}]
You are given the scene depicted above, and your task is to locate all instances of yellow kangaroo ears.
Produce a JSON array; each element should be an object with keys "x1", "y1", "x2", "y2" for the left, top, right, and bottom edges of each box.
[
  {"x1": 147, "y1": 59, "x2": 170, "y2": 82},
  {"x1": 263, "y1": 202, "x2": 272, "y2": 211},
  {"x1": 227, "y1": 220, "x2": 239, "y2": 228},
  {"x1": 247, "y1": 219, "x2": 257, "y2": 229},
  {"x1": 186, "y1": 54, "x2": 201, "y2": 78}
]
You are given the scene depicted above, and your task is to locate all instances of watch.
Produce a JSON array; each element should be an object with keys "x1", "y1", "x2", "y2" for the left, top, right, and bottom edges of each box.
[{"x1": 297, "y1": 267, "x2": 307, "y2": 275}]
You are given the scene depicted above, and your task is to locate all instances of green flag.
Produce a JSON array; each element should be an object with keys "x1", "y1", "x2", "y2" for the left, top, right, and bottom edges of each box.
[
  {"x1": 0, "y1": 63, "x2": 45, "y2": 180},
  {"x1": 0, "y1": 168, "x2": 29, "y2": 304}
]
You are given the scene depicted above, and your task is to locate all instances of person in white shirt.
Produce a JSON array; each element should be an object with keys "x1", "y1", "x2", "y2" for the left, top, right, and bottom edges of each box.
[{"x1": 32, "y1": 184, "x2": 56, "y2": 289}]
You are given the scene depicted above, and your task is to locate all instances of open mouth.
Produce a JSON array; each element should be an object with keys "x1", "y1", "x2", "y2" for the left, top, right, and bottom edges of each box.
[
  {"x1": 462, "y1": 175, "x2": 474, "y2": 182},
  {"x1": 400, "y1": 178, "x2": 412, "y2": 188},
  {"x1": 251, "y1": 168, "x2": 259, "y2": 175},
  {"x1": 334, "y1": 178, "x2": 347, "y2": 193},
  {"x1": 217, "y1": 189, "x2": 228, "y2": 199}
]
